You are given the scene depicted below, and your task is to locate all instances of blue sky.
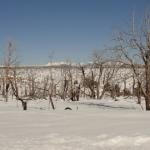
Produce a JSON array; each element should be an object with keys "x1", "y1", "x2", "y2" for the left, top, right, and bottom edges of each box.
[{"x1": 0, "y1": 0, "x2": 149, "y2": 65}]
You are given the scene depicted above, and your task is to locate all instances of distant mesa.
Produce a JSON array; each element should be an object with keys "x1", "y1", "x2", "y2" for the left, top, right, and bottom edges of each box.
[{"x1": 46, "y1": 61, "x2": 84, "y2": 67}]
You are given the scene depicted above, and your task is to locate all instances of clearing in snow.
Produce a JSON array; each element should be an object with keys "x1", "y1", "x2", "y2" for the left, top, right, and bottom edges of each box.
[{"x1": 0, "y1": 97, "x2": 150, "y2": 150}]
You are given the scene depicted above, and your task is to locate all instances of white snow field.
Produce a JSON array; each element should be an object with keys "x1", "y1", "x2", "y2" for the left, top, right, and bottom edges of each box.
[{"x1": 0, "y1": 97, "x2": 150, "y2": 150}]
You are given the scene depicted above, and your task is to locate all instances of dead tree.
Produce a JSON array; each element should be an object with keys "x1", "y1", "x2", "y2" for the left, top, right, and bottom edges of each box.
[
  {"x1": 114, "y1": 12, "x2": 150, "y2": 110},
  {"x1": 9, "y1": 78, "x2": 30, "y2": 111},
  {"x1": 91, "y1": 50, "x2": 106, "y2": 99},
  {"x1": 59, "y1": 66, "x2": 69, "y2": 100},
  {"x1": 27, "y1": 71, "x2": 36, "y2": 98},
  {"x1": 3, "y1": 41, "x2": 19, "y2": 102},
  {"x1": 99, "y1": 64, "x2": 119, "y2": 99},
  {"x1": 81, "y1": 65, "x2": 97, "y2": 99}
]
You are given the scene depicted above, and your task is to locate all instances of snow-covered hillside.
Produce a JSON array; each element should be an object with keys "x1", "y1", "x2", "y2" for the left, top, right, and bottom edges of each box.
[
  {"x1": 46, "y1": 61, "x2": 78, "y2": 67},
  {"x1": 0, "y1": 97, "x2": 150, "y2": 150}
]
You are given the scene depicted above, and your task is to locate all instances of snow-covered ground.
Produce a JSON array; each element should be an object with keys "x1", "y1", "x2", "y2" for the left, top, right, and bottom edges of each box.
[{"x1": 0, "y1": 97, "x2": 150, "y2": 150}]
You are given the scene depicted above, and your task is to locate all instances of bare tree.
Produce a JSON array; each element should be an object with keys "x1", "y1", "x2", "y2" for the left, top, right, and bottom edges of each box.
[
  {"x1": 99, "y1": 64, "x2": 119, "y2": 99},
  {"x1": 3, "y1": 41, "x2": 19, "y2": 102},
  {"x1": 114, "y1": 12, "x2": 150, "y2": 110},
  {"x1": 80, "y1": 64, "x2": 97, "y2": 99}
]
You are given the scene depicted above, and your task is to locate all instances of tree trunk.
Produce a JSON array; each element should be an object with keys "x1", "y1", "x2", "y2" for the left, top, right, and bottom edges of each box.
[
  {"x1": 49, "y1": 95, "x2": 55, "y2": 110},
  {"x1": 145, "y1": 61, "x2": 150, "y2": 110},
  {"x1": 145, "y1": 96, "x2": 150, "y2": 110},
  {"x1": 90, "y1": 88, "x2": 95, "y2": 99},
  {"x1": 137, "y1": 96, "x2": 141, "y2": 105},
  {"x1": 22, "y1": 101, "x2": 27, "y2": 110},
  {"x1": 100, "y1": 88, "x2": 105, "y2": 99},
  {"x1": 96, "y1": 84, "x2": 100, "y2": 99},
  {"x1": 136, "y1": 82, "x2": 141, "y2": 104}
]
